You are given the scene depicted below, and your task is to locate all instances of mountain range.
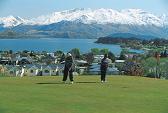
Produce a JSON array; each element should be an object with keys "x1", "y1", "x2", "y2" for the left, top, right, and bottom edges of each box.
[{"x1": 0, "y1": 8, "x2": 168, "y2": 39}]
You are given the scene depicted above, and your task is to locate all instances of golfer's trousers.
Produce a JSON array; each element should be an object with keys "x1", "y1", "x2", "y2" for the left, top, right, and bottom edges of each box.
[
  {"x1": 101, "y1": 69, "x2": 107, "y2": 81},
  {"x1": 63, "y1": 67, "x2": 73, "y2": 82}
]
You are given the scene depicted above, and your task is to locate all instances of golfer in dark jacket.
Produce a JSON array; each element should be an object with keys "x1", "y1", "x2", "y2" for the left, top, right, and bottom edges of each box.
[
  {"x1": 100, "y1": 54, "x2": 109, "y2": 83},
  {"x1": 63, "y1": 53, "x2": 75, "y2": 84}
]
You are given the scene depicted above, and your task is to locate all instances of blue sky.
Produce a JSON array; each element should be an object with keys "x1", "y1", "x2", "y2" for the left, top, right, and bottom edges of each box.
[{"x1": 0, "y1": 0, "x2": 168, "y2": 18}]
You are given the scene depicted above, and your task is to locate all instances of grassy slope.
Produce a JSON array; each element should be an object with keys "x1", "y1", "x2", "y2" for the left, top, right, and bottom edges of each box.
[{"x1": 0, "y1": 76, "x2": 168, "y2": 113}]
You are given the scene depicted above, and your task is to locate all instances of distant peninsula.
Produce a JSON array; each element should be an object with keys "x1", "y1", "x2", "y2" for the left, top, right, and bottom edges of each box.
[{"x1": 96, "y1": 33, "x2": 168, "y2": 50}]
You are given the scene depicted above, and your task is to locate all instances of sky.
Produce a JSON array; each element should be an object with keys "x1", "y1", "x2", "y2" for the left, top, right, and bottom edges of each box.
[{"x1": 0, "y1": 0, "x2": 168, "y2": 18}]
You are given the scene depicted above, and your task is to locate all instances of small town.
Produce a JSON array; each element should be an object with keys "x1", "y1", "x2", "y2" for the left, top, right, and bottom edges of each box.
[
  {"x1": 0, "y1": 47, "x2": 168, "y2": 79},
  {"x1": 0, "y1": 49, "x2": 118, "y2": 77}
]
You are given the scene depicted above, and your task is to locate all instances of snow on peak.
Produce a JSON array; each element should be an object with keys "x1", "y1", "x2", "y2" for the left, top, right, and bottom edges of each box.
[
  {"x1": 0, "y1": 15, "x2": 26, "y2": 27},
  {"x1": 121, "y1": 9, "x2": 164, "y2": 26},
  {"x1": 0, "y1": 8, "x2": 167, "y2": 27},
  {"x1": 160, "y1": 14, "x2": 168, "y2": 25},
  {"x1": 31, "y1": 8, "x2": 166, "y2": 26}
]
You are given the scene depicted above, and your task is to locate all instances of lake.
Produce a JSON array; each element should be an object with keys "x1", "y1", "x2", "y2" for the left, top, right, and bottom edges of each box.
[{"x1": 0, "y1": 38, "x2": 143, "y2": 55}]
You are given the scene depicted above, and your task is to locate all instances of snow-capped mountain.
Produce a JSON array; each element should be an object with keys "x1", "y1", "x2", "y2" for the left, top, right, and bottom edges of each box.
[
  {"x1": 31, "y1": 8, "x2": 166, "y2": 26},
  {"x1": 0, "y1": 15, "x2": 27, "y2": 27},
  {"x1": 0, "y1": 8, "x2": 167, "y2": 27},
  {"x1": 160, "y1": 14, "x2": 168, "y2": 25},
  {"x1": 0, "y1": 8, "x2": 168, "y2": 39}
]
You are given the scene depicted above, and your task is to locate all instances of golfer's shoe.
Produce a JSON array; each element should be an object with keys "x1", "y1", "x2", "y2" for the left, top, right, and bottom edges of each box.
[{"x1": 70, "y1": 81, "x2": 74, "y2": 84}]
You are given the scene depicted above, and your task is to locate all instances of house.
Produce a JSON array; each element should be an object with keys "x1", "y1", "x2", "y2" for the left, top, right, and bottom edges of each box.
[
  {"x1": 22, "y1": 64, "x2": 39, "y2": 76},
  {"x1": 19, "y1": 64, "x2": 58, "y2": 76},
  {"x1": 3, "y1": 65, "x2": 21, "y2": 76},
  {"x1": 40, "y1": 65, "x2": 58, "y2": 76},
  {"x1": 41, "y1": 65, "x2": 52, "y2": 76},
  {"x1": 75, "y1": 60, "x2": 88, "y2": 75},
  {"x1": 88, "y1": 63, "x2": 100, "y2": 75},
  {"x1": 93, "y1": 55, "x2": 104, "y2": 63},
  {"x1": 21, "y1": 64, "x2": 59, "y2": 76},
  {"x1": 76, "y1": 66, "x2": 87, "y2": 75},
  {"x1": 108, "y1": 67, "x2": 119, "y2": 75},
  {"x1": 57, "y1": 64, "x2": 65, "y2": 76},
  {"x1": 115, "y1": 60, "x2": 125, "y2": 71},
  {"x1": 88, "y1": 63, "x2": 120, "y2": 75},
  {"x1": 21, "y1": 64, "x2": 63, "y2": 76},
  {"x1": 0, "y1": 65, "x2": 5, "y2": 73},
  {"x1": 18, "y1": 57, "x2": 33, "y2": 65},
  {"x1": 75, "y1": 60, "x2": 88, "y2": 67},
  {"x1": 0, "y1": 56, "x2": 12, "y2": 65},
  {"x1": 115, "y1": 60, "x2": 125, "y2": 64},
  {"x1": 40, "y1": 55, "x2": 56, "y2": 65},
  {"x1": 47, "y1": 64, "x2": 59, "y2": 76}
]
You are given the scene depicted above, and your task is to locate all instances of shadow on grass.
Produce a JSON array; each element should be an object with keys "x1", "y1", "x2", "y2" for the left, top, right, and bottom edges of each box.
[
  {"x1": 36, "y1": 81, "x2": 100, "y2": 85},
  {"x1": 36, "y1": 82, "x2": 65, "y2": 85},
  {"x1": 75, "y1": 82, "x2": 99, "y2": 84}
]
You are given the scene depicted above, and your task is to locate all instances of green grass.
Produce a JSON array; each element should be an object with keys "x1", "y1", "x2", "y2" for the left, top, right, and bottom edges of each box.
[{"x1": 0, "y1": 76, "x2": 168, "y2": 113}]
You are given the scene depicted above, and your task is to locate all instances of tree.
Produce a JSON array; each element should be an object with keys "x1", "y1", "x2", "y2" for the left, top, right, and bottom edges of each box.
[
  {"x1": 123, "y1": 61, "x2": 143, "y2": 76},
  {"x1": 23, "y1": 50, "x2": 29, "y2": 53},
  {"x1": 160, "y1": 50, "x2": 168, "y2": 58},
  {"x1": 118, "y1": 54, "x2": 126, "y2": 60},
  {"x1": 164, "y1": 50, "x2": 167, "y2": 57},
  {"x1": 160, "y1": 52, "x2": 164, "y2": 58},
  {"x1": 9, "y1": 50, "x2": 13, "y2": 54},
  {"x1": 91, "y1": 48, "x2": 99, "y2": 55},
  {"x1": 42, "y1": 51, "x2": 47, "y2": 56},
  {"x1": 142, "y1": 57, "x2": 157, "y2": 78},
  {"x1": 84, "y1": 52, "x2": 94, "y2": 64},
  {"x1": 108, "y1": 51, "x2": 115, "y2": 62},
  {"x1": 54, "y1": 50, "x2": 64, "y2": 57},
  {"x1": 159, "y1": 60, "x2": 168, "y2": 79},
  {"x1": 21, "y1": 50, "x2": 29, "y2": 57},
  {"x1": 100, "y1": 49, "x2": 109, "y2": 55},
  {"x1": 70, "y1": 48, "x2": 80, "y2": 59},
  {"x1": 121, "y1": 48, "x2": 129, "y2": 55},
  {"x1": 60, "y1": 53, "x2": 65, "y2": 62},
  {"x1": 30, "y1": 51, "x2": 36, "y2": 57}
]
